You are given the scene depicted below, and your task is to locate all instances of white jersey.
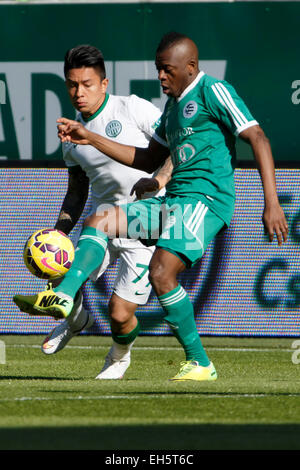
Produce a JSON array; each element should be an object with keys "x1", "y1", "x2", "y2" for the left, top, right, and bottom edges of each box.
[{"x1": 63, "y1": 94, "x2": 162, "y2": 211}]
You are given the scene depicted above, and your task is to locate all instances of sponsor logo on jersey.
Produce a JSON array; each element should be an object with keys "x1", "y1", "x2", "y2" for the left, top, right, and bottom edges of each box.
[
  {"x1": 105, "y1": 120, "x2": 122, "y2": 138},
  {"x1": 183, "y1": 100, "x2": 198, "y2": 119},
  {"x1": 175, "y1": 144, "x2": 196, "y2": 164},
  {"x1": 152, "y1": 118, "x2": 161, "y2": 130},
  {"x1": 168, "y1": 127, "x2": 194, "y2": 144}
]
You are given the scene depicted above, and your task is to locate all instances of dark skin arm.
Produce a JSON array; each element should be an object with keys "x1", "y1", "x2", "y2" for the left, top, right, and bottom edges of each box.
[
  {"x1": 57, "y1": 117, "x2": 169, "y2": 174},
  {"x1": 54, "y1": 165, "x2": 89, "y2": 235},
  {"x1": 130, "y1": 156, "x2": 174, "y2": 199},
  {"x1": 239, "y1": 125, "x2": 288, "y2": 245}
]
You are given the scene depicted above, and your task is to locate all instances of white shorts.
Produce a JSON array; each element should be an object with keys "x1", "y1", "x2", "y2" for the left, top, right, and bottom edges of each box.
[{"x1": 88, "y1": 238, "x2": 154, "y2": 305}]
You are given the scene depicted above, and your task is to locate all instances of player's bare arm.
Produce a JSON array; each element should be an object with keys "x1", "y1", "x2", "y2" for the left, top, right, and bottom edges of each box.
[
  {"x1": 130, "y1": 156, "x2": 173, "y2": 199},
  {"x1": 54, "y1": 166, "x2": 89, "y2": 235},
  {"x1": 57, "y1": 117, "x2": 169, "y2": 173},
  {"x1": 239, "y1": 125, "x2": 288, "y2": 245}
]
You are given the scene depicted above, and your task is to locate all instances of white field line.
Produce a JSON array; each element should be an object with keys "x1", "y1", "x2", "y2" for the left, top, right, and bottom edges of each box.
[
  {"x1": 5, "y1": 344, "x2": 294, "y2": 352},
  {"x1": 0, "y1": 393, "x2": 299, "y2": 403}
]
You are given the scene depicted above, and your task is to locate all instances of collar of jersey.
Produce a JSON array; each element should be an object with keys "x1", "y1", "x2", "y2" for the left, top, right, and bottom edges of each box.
[
  {"x1": 177, "y1": 71, "x2": 205, "y2": 103},
  {"x1": 81, "y1": 93, "x2": 109, "y2": 122}
]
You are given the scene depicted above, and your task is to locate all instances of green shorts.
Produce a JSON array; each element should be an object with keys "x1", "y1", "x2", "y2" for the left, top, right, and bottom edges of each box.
[{"x1": 121, "y1": 195, "x2": 225, "y2": 267}]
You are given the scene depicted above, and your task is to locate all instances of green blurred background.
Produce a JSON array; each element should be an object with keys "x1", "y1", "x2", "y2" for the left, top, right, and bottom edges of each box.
[{"x1": 0, "y1": 1, "x2": 299, "y2": 164}]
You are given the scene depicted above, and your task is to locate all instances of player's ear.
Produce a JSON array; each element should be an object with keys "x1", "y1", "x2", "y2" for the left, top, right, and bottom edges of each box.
[
  {"x1": 101, "y1": 78, "x2": 109, "y2": 92},
  {"x1": 187, "y1": 58, "x2": 197, "y2": 76}
]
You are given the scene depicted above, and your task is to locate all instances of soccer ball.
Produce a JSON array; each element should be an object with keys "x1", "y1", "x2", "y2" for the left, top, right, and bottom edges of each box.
[{"x1": 23, "y1": 228, "x2": 75, "y2": 280}]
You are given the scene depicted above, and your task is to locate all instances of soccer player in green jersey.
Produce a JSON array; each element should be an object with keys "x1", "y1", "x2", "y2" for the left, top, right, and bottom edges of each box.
[{"x1": 14, "y1": 32, "x2": 288, "y2": 381}]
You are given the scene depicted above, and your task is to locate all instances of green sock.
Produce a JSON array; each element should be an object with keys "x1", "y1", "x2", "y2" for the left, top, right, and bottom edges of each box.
[
  {"x1": 159, "y1": 285, "x2": 210, "y2": 367},
  {"x1": 112, "y1": 321, "x2": 141, "y2": 345},
  {"x1": 54, "y1": 226, "x2": 108, "y2": 298}
]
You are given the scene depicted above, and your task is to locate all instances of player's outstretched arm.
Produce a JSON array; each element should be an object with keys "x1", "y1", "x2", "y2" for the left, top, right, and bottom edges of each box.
[
  {"x1": 57, "y1": 117, "x2": 169, "y2": 173},
  {"x1": 54, "y1": 166, "x2": 89, "y2": 235},
  {"x1": 130, "y1": 156, "x2": 174, "y2": 199},
  {"x1": 239, "y1": 125, "x2": 288, "y2": 246}
]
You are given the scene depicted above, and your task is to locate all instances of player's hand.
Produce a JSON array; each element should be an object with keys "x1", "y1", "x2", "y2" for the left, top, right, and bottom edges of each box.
[
  {"x1": 57, "y1": 118, "x2": 90, "y2": 145},
  {"x1": 130, "y1": 177, "x2": 159, "y2": 199},
  {"x1": 262, "y1": 202, "x2": 288, "y2": 246}
]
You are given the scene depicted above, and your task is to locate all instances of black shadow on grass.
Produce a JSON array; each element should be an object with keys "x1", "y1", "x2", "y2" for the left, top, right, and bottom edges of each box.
[
  {"x1": 0, "y1": 424, "x2": 300, "y2": 450},
  {"x1": 115, "y1": 391, "x2": 300, "y2": 397},
  {"x1": 0, "y1": 376, "x2": 81, "y2": 381}
]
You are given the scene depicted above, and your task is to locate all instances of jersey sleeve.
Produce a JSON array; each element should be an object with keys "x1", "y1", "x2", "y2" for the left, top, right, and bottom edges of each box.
[
  {"x1": 204, "y1": 80, "x2": 258, "y2": 136},
  {"x1": 62, "y1": 143, "x2": 78, "y2": 167},
  {"x1": 127, "y1": 94, "x2": 162, "y2": 138},
  {"x1": 152, "y1": 102, "x2": 169, "y2": 148}
]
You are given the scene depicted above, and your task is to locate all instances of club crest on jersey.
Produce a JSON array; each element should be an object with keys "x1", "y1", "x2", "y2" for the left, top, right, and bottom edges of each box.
[
  {"x1": 105, "y1": 120, "x2": 122, "y2": 138},
  {"x1": 175, "y1": 144, "x2": 196, "y2": 164},
  {"x1": 183, "y1": 101, "x2": 198, "y2": 119}
]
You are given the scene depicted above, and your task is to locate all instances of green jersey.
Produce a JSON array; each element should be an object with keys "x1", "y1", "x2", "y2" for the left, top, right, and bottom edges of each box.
[{"x1": 154, "y1": 72, "x2": 258, "y2": 226}]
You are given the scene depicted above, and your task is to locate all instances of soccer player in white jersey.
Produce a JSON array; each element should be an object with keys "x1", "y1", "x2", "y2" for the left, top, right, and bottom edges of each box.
[{"x1": 40, "y1": 45, "x2": 172, "y2": 379}]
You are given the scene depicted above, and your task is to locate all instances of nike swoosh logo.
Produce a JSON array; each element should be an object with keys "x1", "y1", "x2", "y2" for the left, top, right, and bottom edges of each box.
[
  {"x1": 167, "y1": 322, "x2": 179, "y2": 330},
  {"x1": 41, "y1": 257, "x2": 61, "y2": 272},
  {"x1": 135, "y1": 291, "x2": 146, "y2": 296}
]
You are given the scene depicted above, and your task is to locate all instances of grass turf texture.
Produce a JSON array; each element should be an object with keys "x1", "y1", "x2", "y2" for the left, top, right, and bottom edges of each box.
[{"x1": 0, "y1": 335, "x2": 299, "y2": 450}]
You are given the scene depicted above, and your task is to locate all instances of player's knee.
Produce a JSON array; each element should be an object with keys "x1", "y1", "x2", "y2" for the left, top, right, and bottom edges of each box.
[
  {"x1": 148, "y1": 263, "x2": 174, "y2": 294},
  {"x1": 84, "y1": 214, "x2": 97, "y2": 228},
  {"x1": 110, "y1": 310, "x2": 130, "y2": 326},
  {"x1": 108, "y1": 296, "x2": 133, "y2": 326},
  {"x1": 83, "y1": 212, "x2": 109, "y2": 234}
]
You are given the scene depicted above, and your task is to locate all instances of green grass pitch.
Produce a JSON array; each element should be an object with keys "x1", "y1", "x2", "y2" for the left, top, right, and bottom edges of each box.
[{"x1": 0, "y1": 334, "x2": 299, "y2": 450}]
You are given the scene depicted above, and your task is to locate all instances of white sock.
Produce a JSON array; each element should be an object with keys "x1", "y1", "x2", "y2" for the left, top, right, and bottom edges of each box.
[
  {"x1": 66, "y1": 291, "x2": 89, "y2": 331},
  {"x1": 110, "y1": 339, "x2": 135, "y2": 360}
]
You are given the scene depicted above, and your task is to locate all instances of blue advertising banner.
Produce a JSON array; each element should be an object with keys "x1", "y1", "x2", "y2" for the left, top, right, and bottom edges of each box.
[{"x1": 0, "y1": 168, "x2": 299, "y2": 336}]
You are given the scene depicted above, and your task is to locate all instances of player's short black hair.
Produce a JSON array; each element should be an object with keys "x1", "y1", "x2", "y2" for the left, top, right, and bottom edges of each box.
[
  {"x1": 64, "y1": 45, "x2": 106, "y2": 80},
  {"x1": 156, "y1": 32, "x2": 189, "y2": 54}
]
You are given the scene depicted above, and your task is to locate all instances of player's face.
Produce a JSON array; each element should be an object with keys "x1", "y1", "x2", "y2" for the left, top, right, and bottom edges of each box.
[
  {"x1": 155, "y1": 48, "x2": 193, "y2": 98},
  {"x1": 65, "y1": 67, "x2": 108, "y2": 117}
]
